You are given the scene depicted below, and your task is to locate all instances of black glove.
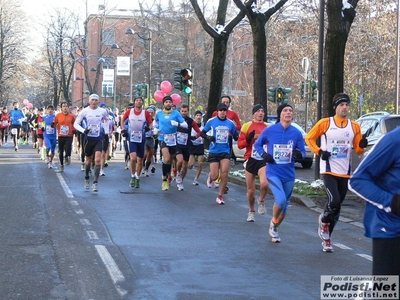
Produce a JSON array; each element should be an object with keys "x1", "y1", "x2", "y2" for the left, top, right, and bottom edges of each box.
[
  {"x1": 246, "y1": 130, "x2": 255, "y2": 144},
  {"x1": 51, "y1": 122, "x2": 56, "y2": 128},
  {"x1": 72, "y1": 130, "x2": 78, "y2": 135},
  {"x1": 190, "y1": 135, "x2": 197, "y2": 140},
  {"x1": 233, "y1": 132, "x2": 239, "y2": 141},
  {"x1": 319, "y1": 149, "x2": 331, "y2": 161},
  {"x1": 84, "y1": 128, "x2": 90, "y2": 135},
  {"x1": 391, "y1": 194, "x2": 400, "y2": 217},
  {"x1": 121, "y1": 129, "x2": 128, "y2": 138},
  {"x1": 104, "y1": 134, "x2": 109, "y2": 142},
  {"x1": 359, "y1": 137, "x2": 368, "y2": 148},
  {"x1": 144, "y1": 125, "x2": 150, "y2": 132},
  {"x1": 293, "y1": 149, "x2": 303, "y2": 159},
  {"x1": 261, "y1": 152, "x2": 275, "y2": 164},
  {"x1": 208, "y1": 136, "x2": 216, "y2": 143}
]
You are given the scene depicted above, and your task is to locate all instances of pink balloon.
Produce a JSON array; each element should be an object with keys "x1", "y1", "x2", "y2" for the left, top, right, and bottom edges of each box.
[
  {"x1": 154, "y1": 90, "x2": 166, "y2": 102},
  {"x1": 23, "y1": 99, "x2": 29, "y2": 105},
  {"x1": 171, "y1": 93, "x2": 181, "y2": 106},
  {"x1": 27, "y1": 103, "x2": 33, "y2": 109},
  {"x1": 160, "y1": 81, "x2": 173, "y2": 94}
]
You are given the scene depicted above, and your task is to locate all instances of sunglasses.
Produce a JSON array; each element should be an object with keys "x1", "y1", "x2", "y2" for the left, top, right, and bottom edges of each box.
[{"x1": 218, "y1": 109, "x2": 227, "y2": 111}]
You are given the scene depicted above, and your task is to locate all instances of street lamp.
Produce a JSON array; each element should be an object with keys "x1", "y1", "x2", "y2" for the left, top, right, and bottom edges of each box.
[
  {"x1": 111, "y1": 43, "x2": 134, "y2": 105},
  {"x1": 125, "y1": 28, "x2": 152, "y2": 105},
  {"x1": 75, "y1": 77, "x2": 90, "y2": 107}
]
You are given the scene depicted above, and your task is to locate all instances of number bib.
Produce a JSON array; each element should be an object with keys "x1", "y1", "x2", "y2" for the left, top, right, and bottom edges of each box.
[
  {"x1": 60, "y1": 125, "x2": 69, "y2": 135},
  {"x1": 331, "y1": 140, "x2": 350, "y2": 159},
  {"x1": 251, "y1": 144, "x2": 268, "y2": 160},
  {"x1": 164, "y1": 133, "x2": 176, "y2": 146},
  {"x1": 130, "y1": 130, "x2": 143, "y2": 143},
  {"x1": 273, "y1": 144, "x2": 293, "y2": 164},
  {"x1": 216, "y1": 128, "x2": 229, "y2": 144},
  {"x1": 45, "y1": 125, "x2": 55, "y2": 135},
  {"x1": 2, "y1": 120, "x2": 8, "y2": 127},
  {"x1": 87, "y1": 125, "x2": 100, "y2": 137},
  {"x1": 177, "y1": 132, "x2": 188, "y2": 145}
]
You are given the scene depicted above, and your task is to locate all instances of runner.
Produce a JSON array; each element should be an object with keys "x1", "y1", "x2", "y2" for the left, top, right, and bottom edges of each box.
[
  {"x1": 237, "y1": 104, "x2": 269, "y2": 222},
  {"x1": 74, "y1": 94, "x2": 110, "y2": 192},
  {"x1": 254, "y1": 104, "x2": 306, "y2": 242},
  {"x1": 154, "y1": 95, "x2": 188, "y2": 191},
  {"x1": 121, "y1": 97, "x2": 153, "y2": 188},
  {"x1": 188, "y1": 110, "x2": 205, "y2": 186},
  {"x1": 52, "y1": 101, "x2": 76, "y2": 172},
  {"x1": 42, "y1": 105, "x2": 57, "y2": 169},
  {"x1": 9, "y1": 101, "x2": 26, "y2": 151},
  {"x1": 143, "y1": 106, "x2": 156, "y2": 177},
  {"x1": 34, "y1": 108, "x2": 45, "y2": 159},
  {"x1": 0, "y1": 107, "x2": 10, "y2": 146}
]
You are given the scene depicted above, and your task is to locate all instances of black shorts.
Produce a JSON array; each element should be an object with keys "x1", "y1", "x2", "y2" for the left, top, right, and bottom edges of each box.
[
  {"x1": 37, "y1": 133, "x2": 44, "y2": 139},
  {"x1": 102, "y1": 138, "x2": 109, "y2": 152},
  {"x1": 145, "y1": 137, "x2": 155, "y2": 148},
  {"x1": 176, "y1": 146, "x2": 190, "y2": 161},
  {"x1": 245, "y1": 157, "x2": 266, "y2": 175},
  {"x1": 160, "y1": 141, "x2": 176, "y2": 155},
  {"x1": 83, "y1": 138, "x2": 103, "y2": 157},
  {"x1": 208, "y1": 152, "x2": 230, "y2": 163},
  {"x1": 189, "y1": 143, "x2": 204, "y2": 156}
]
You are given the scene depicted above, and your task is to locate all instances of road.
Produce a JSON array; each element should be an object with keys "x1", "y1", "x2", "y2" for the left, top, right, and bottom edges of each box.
[{"x1": 0, "y1": 144, "x2": 372, "y2": 300}]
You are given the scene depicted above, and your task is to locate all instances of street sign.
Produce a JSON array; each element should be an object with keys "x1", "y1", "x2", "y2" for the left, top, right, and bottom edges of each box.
[{"x1": 230, "y1": 90, "x2": 247, "y2": 97}]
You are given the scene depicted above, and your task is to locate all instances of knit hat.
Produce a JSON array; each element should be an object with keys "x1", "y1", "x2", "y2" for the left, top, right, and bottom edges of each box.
[
  {"x1": 89, "y1": 94, "x2": 99, "y2": 101},
  {"x1": 99, "y1": 102, "x2": 107, "y2": 108},
  {"x1": 332, "y1": 93, "x2": 350, "y2": 109},
  {"x1": 163, "y1": 95, "x2": 172, "y2": 103},
  {"x1": 194, "y1": 110, "x2": 203, "y2": 116},
  {"x1": 252, "y1": 104, "x2": 264, "y2": 114},
  {"x1": 276, "y1": 103, "x2": 293, "y2": 123}
]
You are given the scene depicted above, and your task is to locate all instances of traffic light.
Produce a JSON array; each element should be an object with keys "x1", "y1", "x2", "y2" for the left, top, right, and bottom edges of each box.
[
  {"x1": 276, "y1": 87, "x2": 283, "y2": 102},
  {"x1": 300, "y1": 81, "x2": 305, "y2": 99},
  {"x1": 135, "y1": 84, "x2": 143, "y2": 97},
  {"x1": 267, "y1": 87, "x2": 277, "y2": 103},
  {"x1": 282, "y1": 87, "x2": 292, "y2": 104},
  {"x1": 310, "y1": 81, "x2": 318, "y2": 101},
  {"x1": 142, "y1": 84, "x2": 149, "y2": 98},
  {"x1": 174, "y1": 68, "x2": 193, "y2": 95}
]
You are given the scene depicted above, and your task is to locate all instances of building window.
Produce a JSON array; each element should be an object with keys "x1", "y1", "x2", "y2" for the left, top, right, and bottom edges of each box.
[
  {"x1": 102, "y1": 83, "x2": 114, "y2": 97},
  {"x1": 103, "y1": 29, "x2": 115, "y2": 46}
]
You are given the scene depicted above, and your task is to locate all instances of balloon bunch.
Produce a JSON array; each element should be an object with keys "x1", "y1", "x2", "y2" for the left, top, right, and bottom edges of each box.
[
  {"x1": 23, "y1": 99, "x2": 33, "y2": 109},
  {"x1": 153, "y1": 81, "x2": 181, "y2": 105}
]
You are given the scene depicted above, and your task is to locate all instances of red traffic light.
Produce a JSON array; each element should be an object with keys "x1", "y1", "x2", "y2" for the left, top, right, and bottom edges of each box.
[{"x1": 180, "y1": 69, "x2": 192, "y2": 79}]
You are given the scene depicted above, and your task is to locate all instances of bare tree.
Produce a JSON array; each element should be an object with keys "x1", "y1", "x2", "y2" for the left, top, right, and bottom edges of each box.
[{"x1": 190, "y1": 0, "x2": 246, "y2": 120}]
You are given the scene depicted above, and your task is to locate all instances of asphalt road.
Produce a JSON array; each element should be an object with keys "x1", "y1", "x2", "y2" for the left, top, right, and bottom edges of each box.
[{"x1": 0, "y1": 143, "x2": 373, "y2": 300}]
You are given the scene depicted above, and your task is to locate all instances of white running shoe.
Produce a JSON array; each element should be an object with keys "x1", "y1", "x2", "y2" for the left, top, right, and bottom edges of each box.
[
  {"x1": 322, "y1": 239, "x2": 334, "y2": 252},
  {"x1": 65, "y1": 157, "x2": 71, "y2": 165},
  {"x1": 100, "y1": 169, "x2": 105, "y2": 176},
  {"x1": 177, "y1": 183, "x2": 184, "y2": 191},
  {"x1": 215, "y1": 196, "x2": 225, "y2": 205},
  {"x1": 207, "y1": 177, "x2": 219, "y2": 189},
  {"x1": 247, "y1": 211, "x2": 256, "y2": 222},
  {"x1": 144, "y1": 170, "x2": 149, "y2": 177},
  {"x1": 81, "y1": 163, "x2": 85, "y2": 171},
  {"x1": 92, "y1": 182, "x2": 98, "y2": 192},
  {"x1": 318, "y1": 214, "x2": 330, "y2": 241},
  {"x1": 59, "y1": 165, "x2": 64, "y2": 172},
  {"x1": 269, "y1": 220, "x2": 281, "y2": 243},
  {"x1": 258, "y1": 200, "x2": 266, "y2": 215},
  {"x1": 176, "y1": 173, "x2": 182, "y2": 184},
  {"x1": 84, "y1": 179, "x2": 90, "y2": 190},
  {"x1": 48, "y1": 162, "x2": 53, "y2": 169},
  {"x1": 193, "y1": 179, "x2": 199, "y2": 186}
]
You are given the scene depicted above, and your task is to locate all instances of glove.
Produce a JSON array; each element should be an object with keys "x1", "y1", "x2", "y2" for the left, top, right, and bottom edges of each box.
[
  {"x1": 144, "y1": 125, "x2": 150, "y2": 132},
  {"x1": 190, "y1": 136, "x2": 197, "y2": 140},
  {"x1": 208, "y1": 136, "x2": 216, "y2": 143},
  {"x1": 153, "y1": 128, "x2": 159, "y2": 135},
  {"x1": 319, "y1": 149, "x2": 331, "y2": 161},
  {"x1": 359, "y1": 137, "x2": 368, "y2": 148},
  {"x1": 51, "y1": 122, "x2": 56, "y2": 128},
  {"x1": 390, "y1": 194, "x2": 400, "y2": 216},
  {"x1": 170, "y1": 120, "x2": 179, "y2": 127},
  {"x1": 261, "y1": 152, "x2": 275, "y2": 164},
  {"x1": 293, "y1": 149, "x2": 303, "y2": 159},
  {"x1": 83, "y1": 128, "x2": 90, "y2": 135},
  {"x1": 246, "y1": 130, "x2": 255, "y2": 144},
  {"x1": 121, "y1": 129, "x2": 128, "y2": 137}
]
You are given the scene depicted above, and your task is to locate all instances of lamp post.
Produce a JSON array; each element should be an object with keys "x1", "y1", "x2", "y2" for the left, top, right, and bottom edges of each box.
[
  {"x1": 111, "y1": 44, "x2": 133, "y2": 107},
  {"x1": 75, "y1": 77, "x2": 89, "y2": 107},
  {"x1": 125, "y1": 28, "x2": 152, "y2": 105}
]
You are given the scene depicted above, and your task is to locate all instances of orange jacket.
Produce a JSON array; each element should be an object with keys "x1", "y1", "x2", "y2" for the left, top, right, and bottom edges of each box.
[
  {"x1": 237, "y1": 120, "x2": 269, "y2": 160},
  {"x1": 53, "y1": 112, "x2": 76, "y2": 137}
]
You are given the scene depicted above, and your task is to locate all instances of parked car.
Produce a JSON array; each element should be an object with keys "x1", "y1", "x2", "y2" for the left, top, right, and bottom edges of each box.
[
  {"x1": 232, "y1": 122, "x2": 314, "y2": 169},
  {"x1": 351, "y1": 111, "x2": 400, "y2": 170}
]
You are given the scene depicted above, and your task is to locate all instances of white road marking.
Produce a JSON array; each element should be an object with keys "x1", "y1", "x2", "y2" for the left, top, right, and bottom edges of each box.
[
  {"x1": 75, "y1": 209, "x2": 84, "y2": 215},
  {"x1": 69, "y1": 200, "x2": 79, "y2": 206},
  {"x1": 333, "y1": 243, "x2": 353, "y2": 250},
  {"x1": 86, "y1": 231, "x2": 99, "y2": 239},
  {"x1": 356, "y1": 253, "x2": 373, "y2": 261},
  {"x1": 56, "y1": 173, "x2": 74, "y2": 198},
  {"x1": 80, "y1": 219, "x2": 91, "y2": 226},
  {"x1": 95, "y1": 245, "x2": 127, "y2": 297}
]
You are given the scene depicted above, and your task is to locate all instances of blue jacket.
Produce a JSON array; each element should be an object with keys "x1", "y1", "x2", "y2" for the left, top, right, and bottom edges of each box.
[
  {"x1": 349, "y1": 126, "x2": 400, "y2": 239},
  {"x1": 9, "y1": 109, "x2": 25, "y2": 126},
  {"x1": 203, "y1": 116, "x2": 237, "y2": 154},
  {"x1": 254, "y1": 122, "x2": 305, "y2": 181}
]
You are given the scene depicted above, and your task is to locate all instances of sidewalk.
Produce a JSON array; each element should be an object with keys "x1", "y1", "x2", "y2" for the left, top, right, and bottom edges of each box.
[{"x1": 225, "y1": 161, "x2": 365, "y2": 229}]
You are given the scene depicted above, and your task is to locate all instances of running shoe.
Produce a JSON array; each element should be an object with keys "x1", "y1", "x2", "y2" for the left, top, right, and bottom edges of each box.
[
  {"x1": 100, "y1": 169, "x2": 105, "y2": 176},
  {"x1": 14, "y1": 146, "x2": 18, "y2": 152},
  {"x1": 162, "y1": 180, "x2": 169, "y2": 191},
  {"x1": 269, "y1": 220, "x2": 281, "y2": 243},
  {"x1": 177, "y1": 183, "x2": 184, "y2": 191},
  {"x1": 81, "y1": 163, "x2": 85, "y2": 171},
  {"x1": 207, "y1": 177, "x2": 219, "y2": 189},
  {"x1": 125, "y1": 163, "x2": 129, "y2": 170},
  {"x1": 134, "y1": 178, "x2": 140, "y2": 188},
  {"x1": 247, "y1": 211, "x2": 256, "y2": 222},
  {"x1": 215, "y1": 196, "x2": 225, "y2": 205},
  {"x1": 48, "y1": 162, "x2": 53, "y2": 169},
  {"x1": 167, "y1": 175, "x2": 172, "y2": 185},
  {"x1": 322, "y1": 239, "x2": 334, "y2": 252},
  {"x1": 151, "y1": 166, "x2": 156, "y2": 173},
  {"x1": 129, "y1": 177, "x2": 135, "y2": 188},
  {"x1": 176, "y1": 173, "x2": 182, "y2": 184},
  {"x1": 92, "y1": 182, "x2": 98, "y2": 192},
  {"x1": 318, "y1": 214, "x2": 330, "y2": 241},
  {"x1": 144, "y1": 170, "x2": 149, "y2": 177},
  {"x1": 104, "y1": 161, "x2": 108, "y2": 167},
  {"x1": 258, "y1": 200, "x2": 266, "y2": 215},
  {"x1": 193, "y1": 179, "x2": 199, "y2": 186},
  {"x1": 84, "y1": 179, "x2": 90, "y2": 190},
  {"x1": 65, "y1": 157, "x2": 71, "y2": 166},
  {"x1": 45, "y1": 157, "x2": 49, "y2": 164},
  {"x1": 59, "y1": 165, "x2": 64, "y2": 172}
]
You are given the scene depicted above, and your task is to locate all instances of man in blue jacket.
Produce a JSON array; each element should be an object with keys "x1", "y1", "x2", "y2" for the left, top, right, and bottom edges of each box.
[
  {"x1": 349, "y1": 126, "x2": 400, "y2": 275},
  {"x1": 9, "y1": 101, "x2": 26, "y2": 151}
]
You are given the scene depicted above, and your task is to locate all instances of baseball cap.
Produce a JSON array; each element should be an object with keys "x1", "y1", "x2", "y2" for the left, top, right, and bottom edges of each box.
[{"x1": 217, "y1": 103, "x2": 228, "y2": 111}]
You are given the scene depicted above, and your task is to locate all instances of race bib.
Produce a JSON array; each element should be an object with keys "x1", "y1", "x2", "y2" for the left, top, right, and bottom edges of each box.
[
  {"x1": 130, "y1": 130, "x2": 143, "y2": 143},
  {"x1": 2, "y1": 120, "x2": 8, "y2": 127},
  {"x1": 60, "y1": 125, "x2": 69, "y2": 135},
  {"x1": 177, "y1": 132, "x2": 188, "y2": 145},
  {"x1": 164, "y1": 133, "x2": 176, "y2": 146},
  {"x1": 331, "y1": 140, "x2": 350, "y2": 159},
  {"x1": 251, "y1": 144, "x2": 268, "y2": 160},
  {"x1": 273, "y1": 144, "x2": 293, "y2": 164},
  {"x1": 45, "y1": 125, "x2": 55, "y2": 135},
  {"x1": 216, "y1": 128, "x2": 229, "y2": 144},
  {"x1": 87, "y1": 124, "x2": 100, "y2": 137}
]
